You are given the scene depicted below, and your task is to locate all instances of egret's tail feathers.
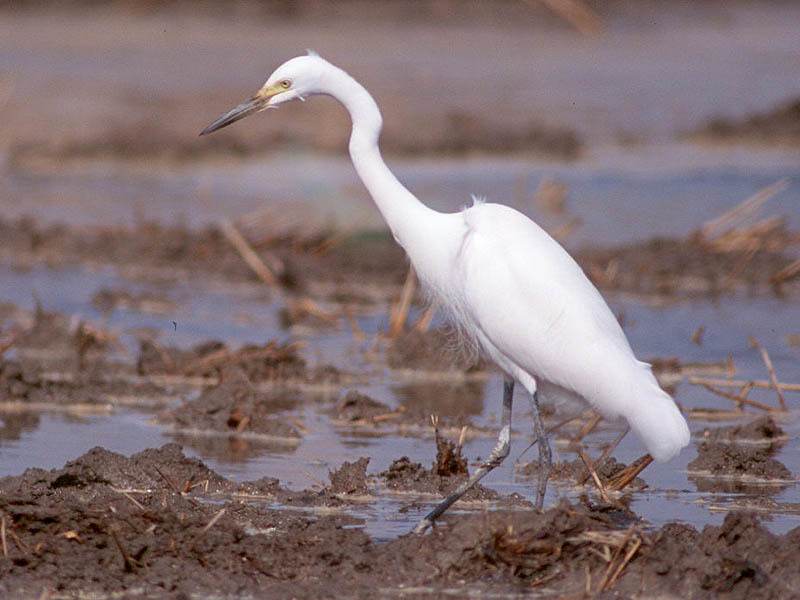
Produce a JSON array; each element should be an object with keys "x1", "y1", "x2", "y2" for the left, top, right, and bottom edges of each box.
[{"x1": 627, "y1": 387, "x2": 690, "y2": 462}]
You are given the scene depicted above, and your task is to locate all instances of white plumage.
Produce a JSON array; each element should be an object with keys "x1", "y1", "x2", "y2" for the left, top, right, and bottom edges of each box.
[{"x1": 201, "y1": 53, "x2": 691, "y2": 532}]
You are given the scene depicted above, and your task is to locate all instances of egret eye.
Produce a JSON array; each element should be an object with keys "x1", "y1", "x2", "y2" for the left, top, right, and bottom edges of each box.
[{"x1": 280, "y1": 79, "x2": 291, "y2": 89}]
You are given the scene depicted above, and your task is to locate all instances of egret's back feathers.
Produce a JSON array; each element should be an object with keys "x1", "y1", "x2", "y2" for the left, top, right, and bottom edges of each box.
[{"x1": 447, "y1": 202, "x2": 689, "y2": 461}]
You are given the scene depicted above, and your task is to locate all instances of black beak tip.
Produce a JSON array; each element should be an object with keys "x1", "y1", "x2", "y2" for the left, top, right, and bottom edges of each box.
[{"x1": 199, "y1": 121, "x2": 222, "y2": 137}]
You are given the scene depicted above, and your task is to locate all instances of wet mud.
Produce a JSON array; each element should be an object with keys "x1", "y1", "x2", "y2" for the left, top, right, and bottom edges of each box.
[
  {"x1": 518, "y1": 456, "x2": 648, "y2": 492},
  {"x1": 2, "y1": 215, "x2": 797, "y2": 303},
  {"x1": 688, "y1": 417, "x2": 794, "y2": 494},
  {"x1": 575, "y1": 234, "x2": 799, "y2": 298},
  {"x1": 1, "y1": 444, "x2": 799, "y2": 599}
]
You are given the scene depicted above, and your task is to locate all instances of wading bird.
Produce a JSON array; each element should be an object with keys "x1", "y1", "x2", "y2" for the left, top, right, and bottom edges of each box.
[{"x1": 201, "y1": 53, "x2": 691, "y2": 534}]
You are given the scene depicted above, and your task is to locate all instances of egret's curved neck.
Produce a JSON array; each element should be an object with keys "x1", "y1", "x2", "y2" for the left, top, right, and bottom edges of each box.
[{"x1": 323, "y1": 66, "x2": 438, "y2": 252}]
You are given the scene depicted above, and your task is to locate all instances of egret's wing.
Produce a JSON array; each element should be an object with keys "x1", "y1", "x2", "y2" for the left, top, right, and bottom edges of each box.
[
  {"x1": 459, "y1": 204, "x2": 629, "y2": 389},
  {"x1": 457, "y1": 203, "x2": 689, "y2": 461}
]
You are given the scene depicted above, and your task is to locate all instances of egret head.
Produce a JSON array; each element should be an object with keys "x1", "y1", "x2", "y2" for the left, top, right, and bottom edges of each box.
[{"x1": 200, "y1": 53, "x2": 329, "y2": 136}]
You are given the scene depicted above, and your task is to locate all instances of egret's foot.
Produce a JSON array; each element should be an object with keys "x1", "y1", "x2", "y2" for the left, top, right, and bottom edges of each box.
[
  {"x1": 408, "y1": 378, "x2": 515, "y2": 535},
  {"x1": 529, "y1": 390, "x2": 552, "y2": 511},
  {"x1": 412, "y1": 518, "x2": 433, "y2": 535}
]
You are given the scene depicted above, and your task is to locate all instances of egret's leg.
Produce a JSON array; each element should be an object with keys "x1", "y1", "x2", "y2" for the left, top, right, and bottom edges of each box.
[
  {"x1": 412, "y1": 377, "x2": 514, "y2": 535},
  {"x1": 529, "y1": 390, "x2": 552, "y2": 510}
]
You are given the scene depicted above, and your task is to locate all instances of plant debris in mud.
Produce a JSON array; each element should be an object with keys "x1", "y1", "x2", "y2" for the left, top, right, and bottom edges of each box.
[
  {"x1": 159, "y1": 366, "x2": 302, "y2": 439},
  {"x1": 576, "y1": 234, "x2": 798, "y2": 297},
  {"x1": 2, "y1": 216, "x2": 796, "y2": 304},
  {"x1": 518, "y1": 455, "x2": 648, "y2": 491},
  {"x1": 2, "y1": 444, "x2": 800, "y2": 599},
  {"x1": 379, "y1": 456, "x2": 501, "y2": 503},
  {"x1": 138, "y1": 337, "x2": 338, "y2": 384}
]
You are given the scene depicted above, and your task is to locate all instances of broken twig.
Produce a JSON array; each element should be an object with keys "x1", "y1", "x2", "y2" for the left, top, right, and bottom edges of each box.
[
  {"x1": 219, "y1": 218, "x2": 281, "y2": 287},
  {"x1": 606, "y1": 455, "x2": 653, "y2": 492},
  {"x1": 577, "y1": 448, "x2": 611, "y2": 504}
]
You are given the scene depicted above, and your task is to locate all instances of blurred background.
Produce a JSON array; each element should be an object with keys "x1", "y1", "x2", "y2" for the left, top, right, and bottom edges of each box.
[{"x1": 2, "y1": 0, "x2": 798, "y2": 234}]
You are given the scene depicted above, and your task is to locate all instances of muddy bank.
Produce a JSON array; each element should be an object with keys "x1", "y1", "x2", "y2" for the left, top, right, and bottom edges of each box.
[
  {"x1": 574, "y1": 234, "x2": 799, "y2": 298},
  {"x1": 2, "y1": 216, "x2": 797, "y2": 301},
  {"x1": 1, "y1": 443, "x2": 799, "y2": 599},
  {"x1": 693, "y1": 96, "x2": 800, "y2": 147}
]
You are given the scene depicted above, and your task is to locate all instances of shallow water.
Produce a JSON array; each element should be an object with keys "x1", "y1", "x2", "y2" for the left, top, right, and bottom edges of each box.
[
  {"x1": 5, "y1": 145, "x2": 800, "y2": 250},
  {"x1": 0, "y1": 252, "x2": 797, "y2": 538}
]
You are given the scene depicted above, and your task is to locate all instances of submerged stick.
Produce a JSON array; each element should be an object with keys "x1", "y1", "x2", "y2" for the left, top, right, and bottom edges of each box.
[{"x1": 344, "y1": 307, "x2": 364, "y2": 341}]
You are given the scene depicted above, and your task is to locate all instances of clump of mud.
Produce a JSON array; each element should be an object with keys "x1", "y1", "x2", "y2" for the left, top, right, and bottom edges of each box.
[
  {"x1": 690, "y1": 443, "x2": 791, "y2": 480},
  {"x1": 688, "y1": 416, "x2": 794, "y2": 493},
  {"x1": 701, "y1": 415, "x2": 786, "y2": 445},
  {"x1": 433, "y1": 420, "x2": 468, "y2": 477},
  {"x1": 0, "y1": 444, "x2": 366, "y2": 598},
  {"x1": 328, "y1": 457, "x2": 371, "y2": 495},
  {"x1": 0, "y1": 305, "x2": 163, "y2": 411},
  {"x1": 159, "y1": 366, "x2": 302, "y2": 440},
  {"x1": 331, "y1": 384, "x2": 487, "y2": 432},
  {"x1": 332, "y1": 390, "x2": 394, "y2": 422},
  {"x1": 379, "y1": 456, "x2": 500, "y2": 503}
]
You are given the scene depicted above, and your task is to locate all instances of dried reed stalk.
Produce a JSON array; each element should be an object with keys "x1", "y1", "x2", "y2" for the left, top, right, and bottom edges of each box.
[
  {"x1": 388, "y1": 267, "x2": 417, "y2": 337},
  {"x1": 750, "y1": 338, "x2": 787, "y2": 410},
  {"x1": 698, "y1": 179, "x2": 788, "y2": 242},
  {"x1": 533, "y1": 0, "x2": 604, "y2": 36},
  {"x1": 688, "y1": 377, "x2": 800, "y2": 392},
  {"x1": 577, "y1": 448, "x2": 610, "y2": 503},
  {"x1": 606, "y1": 455, "x2": 653, "y2": 492},
  {"x1": 219, "y1": 218, "x2": 280, "y2": 286}
]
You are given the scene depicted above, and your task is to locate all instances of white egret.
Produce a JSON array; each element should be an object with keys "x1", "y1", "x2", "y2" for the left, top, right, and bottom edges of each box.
[{"x1": 200, "y1": 53, "x2": 691, "y2": 534}]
